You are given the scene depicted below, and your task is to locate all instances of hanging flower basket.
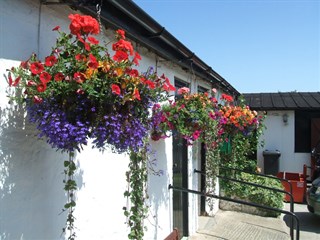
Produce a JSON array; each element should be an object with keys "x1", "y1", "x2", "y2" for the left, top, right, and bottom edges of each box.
[
  {"x1": 151, "y1": 88, "x2": 220, "y2": 145},
  {"x1": 6, "y1": 13, "x2": 175, "y2": 240},
  {"x1": 7, "y1": 14, "x2": 174, "y2": 153}
]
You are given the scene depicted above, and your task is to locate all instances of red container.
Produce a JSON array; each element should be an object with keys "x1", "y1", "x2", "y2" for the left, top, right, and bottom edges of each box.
[{"x1": 277, "y1": 172, "x2": 306, "y2": 203}]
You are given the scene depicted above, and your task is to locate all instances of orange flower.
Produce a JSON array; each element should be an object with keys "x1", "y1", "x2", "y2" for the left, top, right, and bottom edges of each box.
[{"x1": 134, "y1": 89, "x2": 141, "y2": 100}]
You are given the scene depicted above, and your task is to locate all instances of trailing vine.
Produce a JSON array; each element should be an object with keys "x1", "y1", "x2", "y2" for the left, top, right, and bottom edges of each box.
[
  {"x1": 203, "y1": 118, "x2": 221, "y2": 212},
  {"x1": 124, "y1": 146, "x2": 149, "y2": 240},
  {"x1": 62, "y1": 151, "x2": 77, "y2": 240}
]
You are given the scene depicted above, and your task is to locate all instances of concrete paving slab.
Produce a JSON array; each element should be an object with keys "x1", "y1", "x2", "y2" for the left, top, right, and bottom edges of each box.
[{"x1": 189, "y1": 210, "x2": 290, "y2": 240}]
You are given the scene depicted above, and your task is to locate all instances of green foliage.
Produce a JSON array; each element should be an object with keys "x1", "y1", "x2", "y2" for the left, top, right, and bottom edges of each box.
[
  {"x1": 218, "y1": 96, "x2": 280, "y2": 217},
  {"x1": 204, "y1": 117, "x2": 221, "y2": 210},
  {"x1": 62, "y1": 152, "x2": 77, "y2": 240},
  {"x1": 124, "y1": 147, "x2": 149, "y2": 240},
  {"x1": 220, "y1": 172, "x2": 284, "y2": 217}
]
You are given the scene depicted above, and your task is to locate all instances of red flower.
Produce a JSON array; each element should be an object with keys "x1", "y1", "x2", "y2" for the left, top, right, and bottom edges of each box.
[
  {"x1": 76, "y1": 34, "x2": 91, "y2": 51},
  {"x1": 37, "y1": 83, "x2": 47, "y2": 92},
  {"x1": 221, "y1": 94, "x2": 233, "y2": 102},
  {"x1": 8, "y1": 73, "x2": 21, "y2": 87},
  {"x1": 88, "y1": 36, "x2": 99, "y2": 45},
  {"x1": 52, "y1": 26, "x2": 60, "y2": 31},
  {"x1": 74, "y1": 72, "x2": 85, "y2": 83},
  {"x1": 113, "y1": 50, "x2": 128, "y2": 62},
  {"x1": 39, "y1": 72, "x2": 52, "y2": 84},
  {"x1": 68, "y1": 14, "x2": 100, "y2": 35},
  {"x1": 127, "y1": 69, "x2": 139, "y2": 77},
  {"x1": 112, "y1": 39, "x2": 134, "y2": 55},
  {"x1": 116, "y1": 29, "x2": 126, "y2": 39},
  {"x1": 163, "y1": 77, "x2": 176, "y2": 92},
  {"x1": 45, "y1": 55, "x2": 57, "y2": 67},
  {"x1": 75, "y1": 54, "x2": 86, "y2": 62},
  {"x1": 30, "y1": 62, "x2": 44, "y2": 74},
  {"x1": 20, "y1": 60, "x2": 29, "y2": 69},
  {"x1": 134, "y1": 89, "x2": 141, "y2": 100},
  {"x1": 84, "y1": 42, "x2": 90, "y2": 51},
  {"x1": 88, "y1": 54, "x2": 98, "y2": 69},
  {"x1": 54, "y1": 72, "x2": 65, "y2": 81},
  {"x1": 145, "y1": 80, "x2": 155, "y2": 89},
  {"x1": 133, "y1": 52, "x2": 141, "y2": 65},
  {"x1": 111, "y1": 84, "x2": 121, "y2": 95}
]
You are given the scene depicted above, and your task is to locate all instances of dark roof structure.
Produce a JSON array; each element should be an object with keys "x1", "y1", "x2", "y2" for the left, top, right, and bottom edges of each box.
[
  {"x1": 243, "y1": 92, "x2": 320, "y2": 111},
  {"x1": 41, "y1": 0, "x2": 240, "y2": 96}
]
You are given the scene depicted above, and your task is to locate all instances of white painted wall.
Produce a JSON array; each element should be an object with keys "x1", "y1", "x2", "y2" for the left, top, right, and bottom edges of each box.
[
  {"x1": 0, "y1": 0, "x2": 224, "y2": 239},
  {"x1": 257, "y1": 110, "x2": 310, "y2": 174}
]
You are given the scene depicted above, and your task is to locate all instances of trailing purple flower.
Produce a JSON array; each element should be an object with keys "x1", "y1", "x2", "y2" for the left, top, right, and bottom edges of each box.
[
  {"x1": 92, "y1": 112, "x2": 148, "y2": 153},
  {"x1": 27, "y1": 99, "x2": 91, "y2": 152}
]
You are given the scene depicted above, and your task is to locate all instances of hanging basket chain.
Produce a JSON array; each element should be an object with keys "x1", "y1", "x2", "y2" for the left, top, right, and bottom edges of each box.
[{"x1": 96, "y1": 1, "x2": 103, "y2": 34}]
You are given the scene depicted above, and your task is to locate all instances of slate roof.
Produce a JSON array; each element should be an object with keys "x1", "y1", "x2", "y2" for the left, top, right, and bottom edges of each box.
[{"x1": 242, "y1": 92, "x2": 320, "y2": 111}]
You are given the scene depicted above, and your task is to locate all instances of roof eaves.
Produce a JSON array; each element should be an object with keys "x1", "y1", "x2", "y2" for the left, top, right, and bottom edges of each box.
[{"x1": 78, "y1": 0, "x2": 240, "y2": 96}]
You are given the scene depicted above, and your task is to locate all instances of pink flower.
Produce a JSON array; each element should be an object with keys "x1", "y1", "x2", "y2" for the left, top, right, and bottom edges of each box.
[
  {"x1": 192, "y1": 130, "x2": 201, "y2": 140},
  {"x1": 177, "y1": 87, "x2": 190, "y2": 95},
  {"x1": 33, "y1": 96, "x2": 43, "y2": 104},
  {"x1": 76, "y1": 89, "x2": 85, "y2": 94},
  {"x1": 212, "y1": 88, "x2": 217, "y2": 94}
]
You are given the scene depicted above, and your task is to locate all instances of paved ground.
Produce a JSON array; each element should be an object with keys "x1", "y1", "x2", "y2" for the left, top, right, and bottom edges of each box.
[
  {"x1": 188, "y1": 202, "x2": 320, "y2": 240},
  {"x1": 283, "y1": 202, "x2": 320, "y2": 240},
  {"x1": 189, "y1": 210, "x2": 290, "y2": 240}
]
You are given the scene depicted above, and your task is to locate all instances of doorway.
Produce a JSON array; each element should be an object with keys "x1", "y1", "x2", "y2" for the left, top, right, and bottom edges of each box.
[{"x1": 172, "y1": 135, "x2": 189, "y2": 238}]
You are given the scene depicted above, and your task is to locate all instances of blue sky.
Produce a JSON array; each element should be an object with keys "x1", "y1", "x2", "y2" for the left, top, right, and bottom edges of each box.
[{"x1": 133, "y1": 0, "x2": 320, "y2": 93}]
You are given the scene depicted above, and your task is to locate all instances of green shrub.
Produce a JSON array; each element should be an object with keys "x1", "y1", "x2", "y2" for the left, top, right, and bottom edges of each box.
[{"x1": 220, "y1": 172, "x2": 284, "y2": 217}]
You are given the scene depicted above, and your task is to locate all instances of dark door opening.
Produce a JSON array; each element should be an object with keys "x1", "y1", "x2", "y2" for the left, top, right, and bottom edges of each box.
[
  {"x1": 172, "y1": 135, "x2": 189, "y2": 238},
  {"x1": 200, "y1": 142, "x2": 206, "y2": 215}
]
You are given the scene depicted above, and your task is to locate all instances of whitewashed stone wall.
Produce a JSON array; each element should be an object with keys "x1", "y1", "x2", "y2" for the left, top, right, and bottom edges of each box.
[{"x1": 257, "y1": 110, "x2": 310, "y2": 174}]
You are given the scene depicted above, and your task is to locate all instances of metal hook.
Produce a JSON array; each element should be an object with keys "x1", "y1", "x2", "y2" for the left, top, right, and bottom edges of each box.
[
  {"x1": 96, "y1": 1, "x2": 102, "y2": 34},
  {"x1": 96, "y1": 3, "x2": 101, "y2": 15}
]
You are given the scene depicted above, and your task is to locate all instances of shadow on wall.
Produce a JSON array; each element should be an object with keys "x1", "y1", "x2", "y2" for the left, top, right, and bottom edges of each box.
[
  {"x1": 147, "y1": 139, "x2": 170, "y2": 240},
  {"x1": 0, "y1": 101, "x2": 83, "y2": 239}
]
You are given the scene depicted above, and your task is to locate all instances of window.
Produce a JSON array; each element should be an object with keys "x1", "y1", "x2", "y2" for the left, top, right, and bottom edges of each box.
[
  {"x1": 295, "y1": 111, "x2": 320, "y2": 152},
  {"x1": 197, "y1": 86, "x2": 208, "y2": 94}
]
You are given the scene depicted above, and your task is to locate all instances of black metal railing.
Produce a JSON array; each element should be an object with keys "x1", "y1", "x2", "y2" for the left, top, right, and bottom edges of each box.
[
  {"x1": 219, "y1": 166, "x2": 293, "y2": 197},
  {"x1": 217, "y1": 165, "x2": 295, "y2": 238},
  {"x1": 192, "y1": 167, "x2": 299, "y2": 240},
  {"x1": 168, "y1": 184, "x2": 300, "y2": 240}
]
